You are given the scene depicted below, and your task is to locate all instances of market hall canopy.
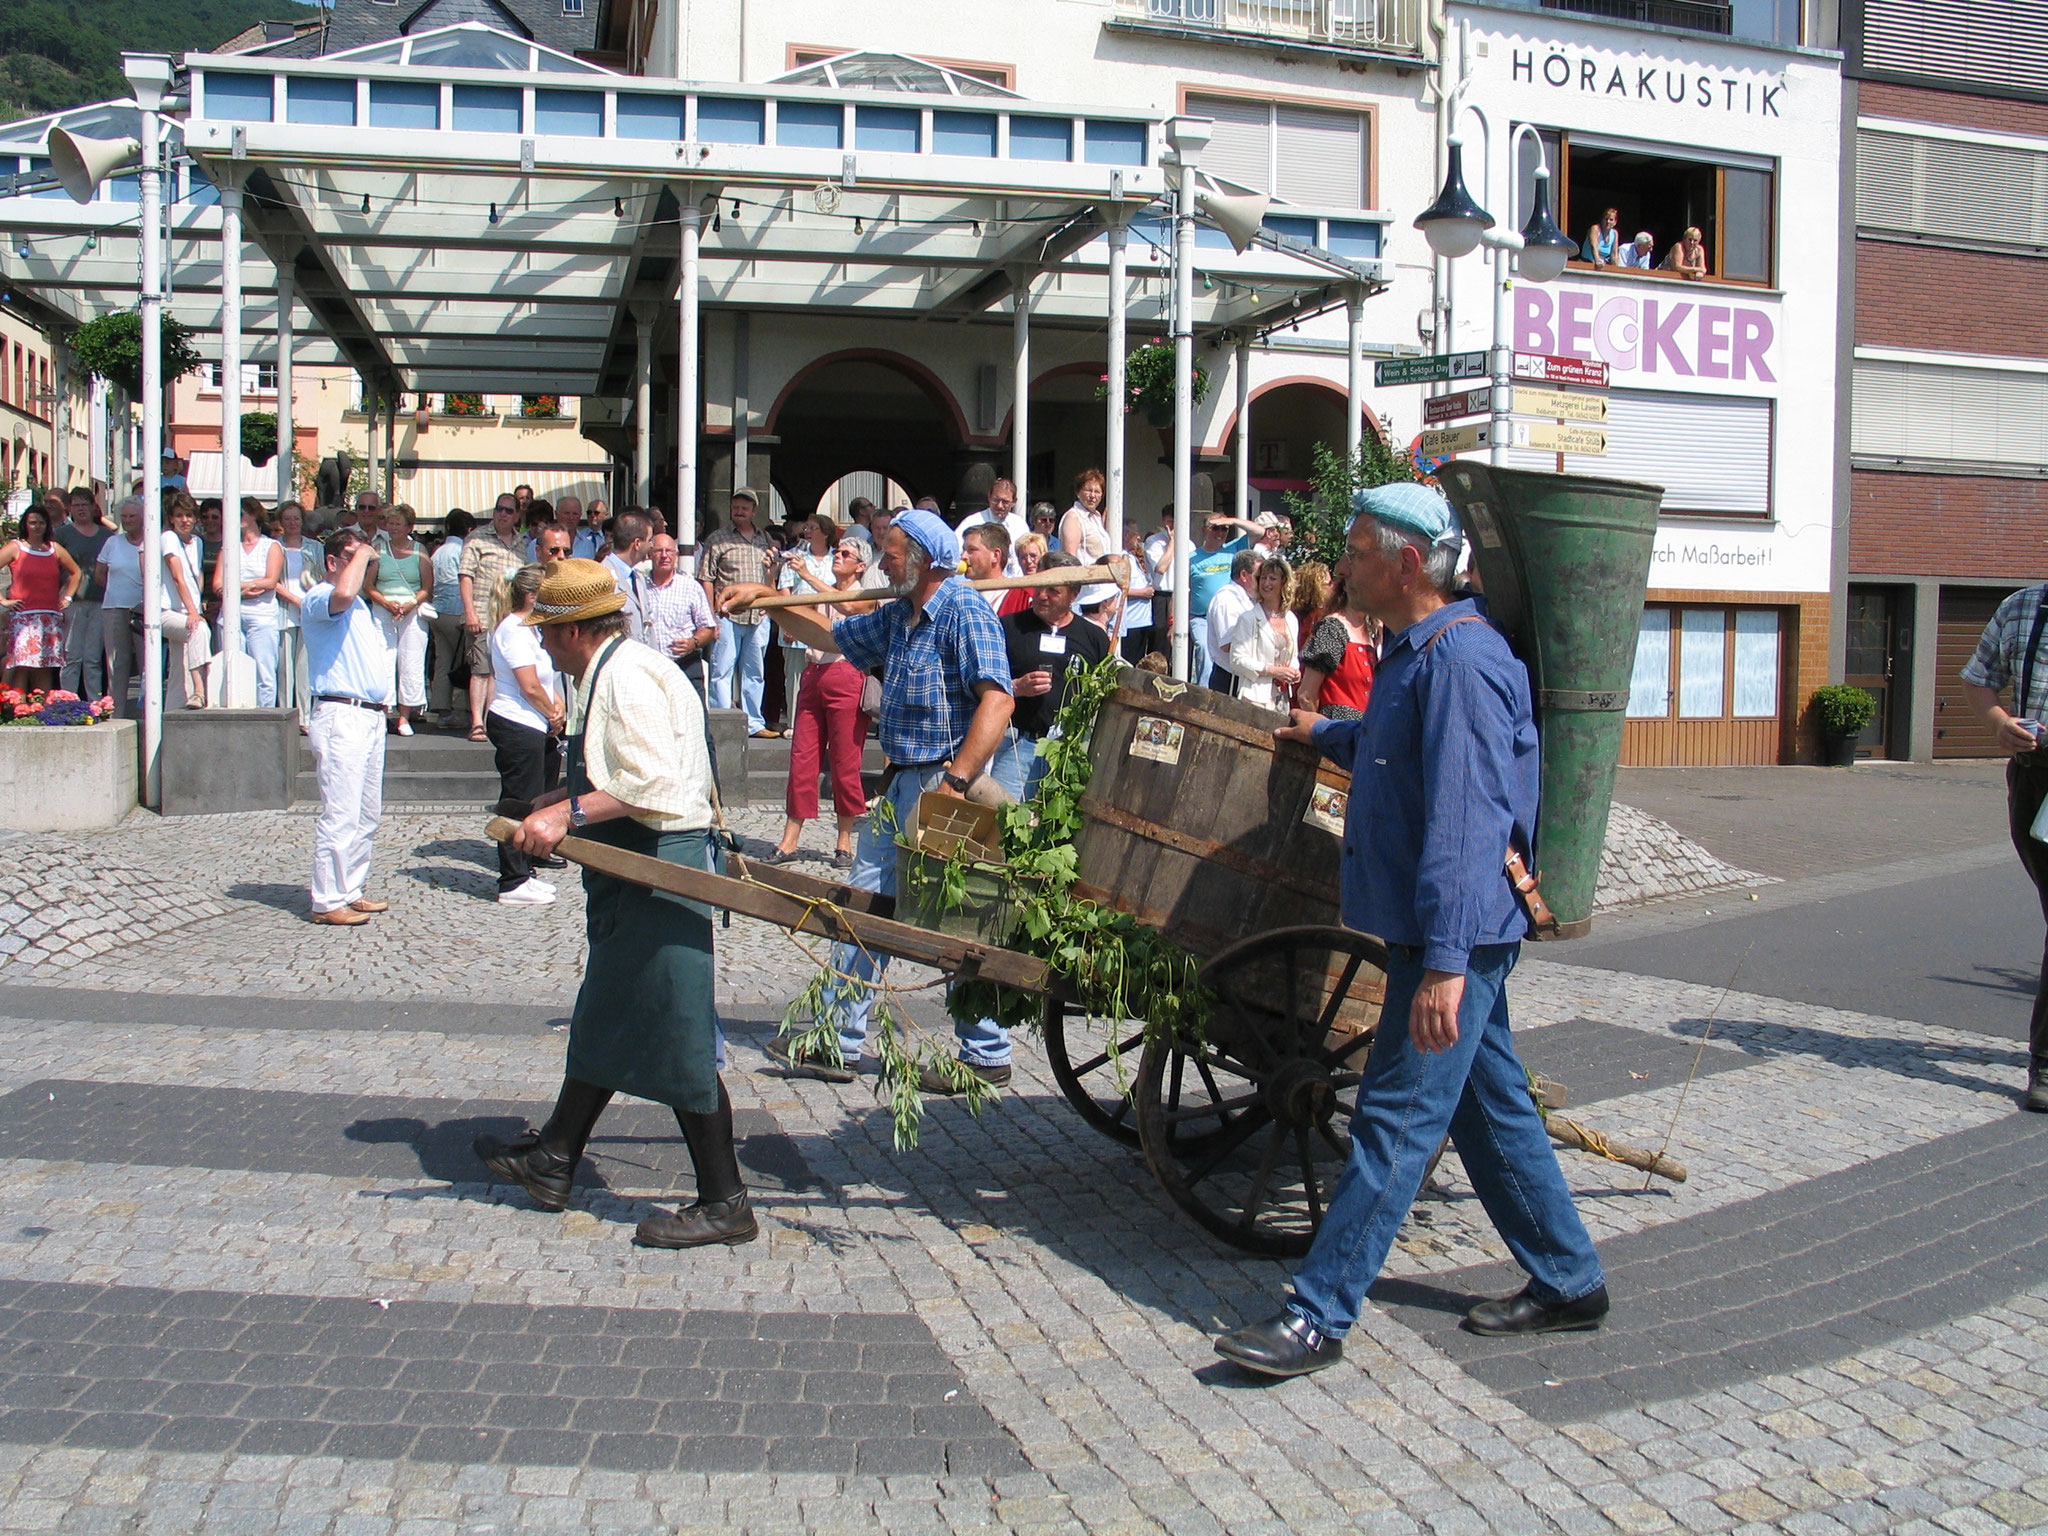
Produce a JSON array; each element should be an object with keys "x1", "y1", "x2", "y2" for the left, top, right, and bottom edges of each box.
[{"x1": 0, "y1": 25, "x2": 1385, "y2": 399}]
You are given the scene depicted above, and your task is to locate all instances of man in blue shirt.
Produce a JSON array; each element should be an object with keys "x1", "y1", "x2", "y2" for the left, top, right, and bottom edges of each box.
[
  {"x1": 1184, "y1": 514, "x2": 1261, "y2": 684},
  {"x1": 301, "y1": 531, "x2": 394, "y2": 927},
  {"x1": 716, "y1": 509, "x2": 1016, "y2": 1090},
  {"x1": 1214, "y1": 483, "x2": 1607, "y2": 1379}
]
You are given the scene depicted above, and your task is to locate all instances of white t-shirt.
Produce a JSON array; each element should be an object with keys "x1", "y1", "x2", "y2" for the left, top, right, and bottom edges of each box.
[
  {"x1": 164, "y1": 535, "x2": 206, "y2": 615},
  {"x1": 238, "y1": 536, "x2": 280, "y2": 612},
  {"x1": 489, "y1": 614, "x2": 559, "y2": 732},
  {"x1": 957, "y1": 506, "x2": 1030, "y2": 577},
  {"x1": 1204, "y1": 581, "x2": 1254, "y2": 668},
  {"x1": 99, "y1": 535, "x2": 144, "y2": 609}
]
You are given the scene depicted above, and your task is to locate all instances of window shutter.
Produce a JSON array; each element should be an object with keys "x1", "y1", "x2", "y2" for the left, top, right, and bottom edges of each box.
[
  {"x1": 1854, "y1": 359, "x2": 2048, "y2": 468},
  {"x1": 1188, "y1": 93, "x2": 1272, "y2": 194},
  {"x1": 1861, "y1": 0, "x2": 2048, "y2": 94},
  {"x1": 1505, "y1": 389, "x2": 1773, "y2": 515},
  {"x1": 1272, "y1": 104, "x2": 1367, "y2": 209},
  {"x1": 1858, "y1": 128, "x2": 2048, "y2": 247}
]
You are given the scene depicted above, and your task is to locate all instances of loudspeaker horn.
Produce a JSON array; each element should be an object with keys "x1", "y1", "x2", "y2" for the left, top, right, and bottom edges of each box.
[
  {"x1": 1198, "y1": 189, "x2": 1270, "y2": 254},
  {"x1": 48, "y1": 129, "x2": 140, "y2": 206}
]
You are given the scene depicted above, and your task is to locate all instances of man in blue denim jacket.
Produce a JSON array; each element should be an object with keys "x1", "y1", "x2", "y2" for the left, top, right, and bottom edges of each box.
[{"x1": 1213, "y1": 483, "x2": 1608, "y2": 1379}]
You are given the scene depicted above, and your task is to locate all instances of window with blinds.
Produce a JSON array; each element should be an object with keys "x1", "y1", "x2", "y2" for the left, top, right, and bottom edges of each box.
[
  {"x1": 1852, "y1": 358, "x2": 2048, "y2": 468},
  {"x1": 1857, "y1": 128, "x2": 2048, "y2": 249},
  {"x1": 1185, "y1": 92, "x2": 1369, "y2": 208},
  {"x1": 1858, "y1": 0, "x2": 2048, "y2": 94},
  {"x1": 1503, "y1": 389, "x2": 1774, "y2": 515}
]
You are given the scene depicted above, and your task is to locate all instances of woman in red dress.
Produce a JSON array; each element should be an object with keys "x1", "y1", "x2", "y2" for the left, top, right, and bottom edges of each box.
[
  {"x1": 1296, "y1": 570, "x2": 1380, "y2": 721},
  {"x1": 0, "y1": 507, "x2": 82, "y2": 692}
]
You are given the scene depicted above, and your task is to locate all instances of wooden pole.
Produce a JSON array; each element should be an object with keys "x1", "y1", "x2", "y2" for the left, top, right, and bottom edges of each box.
[
  {"x1": 1547, "y1": 1116, "x2": 1687, "y2": 1183},
  {"x1": 734, "y1": 557, "x2": 1131, "y2": 612}
]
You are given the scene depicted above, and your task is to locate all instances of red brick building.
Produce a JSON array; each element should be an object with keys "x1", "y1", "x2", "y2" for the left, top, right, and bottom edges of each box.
[{"x1": 1843, "y1": 1, "x2": 2048, "y2": 758}]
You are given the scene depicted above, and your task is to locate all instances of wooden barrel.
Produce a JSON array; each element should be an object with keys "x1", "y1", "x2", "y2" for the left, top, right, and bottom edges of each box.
[{"x1": 1074, "y1": 672, "x2": 1349, "y2": 961}]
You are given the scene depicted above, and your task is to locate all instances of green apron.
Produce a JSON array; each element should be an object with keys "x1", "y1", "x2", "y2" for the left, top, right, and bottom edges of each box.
[{"x1": 563, "y1": 639, "x2": 720, "y2": 1114}]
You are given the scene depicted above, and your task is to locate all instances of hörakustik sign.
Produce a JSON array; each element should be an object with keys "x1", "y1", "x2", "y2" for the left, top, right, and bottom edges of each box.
[{"x1": 1509, "y1": 48, "x2": 1786, "y2": 117}]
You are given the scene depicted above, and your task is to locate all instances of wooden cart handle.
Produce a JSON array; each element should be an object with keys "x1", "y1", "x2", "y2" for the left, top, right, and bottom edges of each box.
[{"x1": 733, "y1": 556, "x2": 1130, "y2": 612}]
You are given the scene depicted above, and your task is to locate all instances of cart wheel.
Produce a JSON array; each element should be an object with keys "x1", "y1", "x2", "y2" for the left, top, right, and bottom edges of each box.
[
  {"x1": 1045, "y1": 998, "x2": 1253, "y2": 1154},
  {"x1": 1043, "y1": 998, "x2": 1146, "y2": 1146},
  {"x1": 1136, "y1": 926, "x2": 1388, "y2": 1259}
]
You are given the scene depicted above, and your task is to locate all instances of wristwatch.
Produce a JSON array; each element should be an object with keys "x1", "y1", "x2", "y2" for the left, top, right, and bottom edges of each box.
[
  {"x1": 941, "y1": 769, "x2": 973, "y2": 795},
  {"x1": 568, "y1": 796, "x2": 589, "y2": 828}
]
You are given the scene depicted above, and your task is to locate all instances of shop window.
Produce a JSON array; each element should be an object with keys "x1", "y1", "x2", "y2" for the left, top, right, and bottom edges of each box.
[
  {"x1": 1627, "y1": 609, "x2": 1673, "y2": 717},
  {"x1": 1519, "y1": 128, "x2": 1774, "y2": 286},
  {"x1": 1733, "y1": 610, "x2": 1780, "y2": 716},
  {"x1": 1679, "y1": 609, "x2": 1726, "y2": 717},
  {"x1": 1186, "y1": 92, "x2": 1369, "y2": 209}
]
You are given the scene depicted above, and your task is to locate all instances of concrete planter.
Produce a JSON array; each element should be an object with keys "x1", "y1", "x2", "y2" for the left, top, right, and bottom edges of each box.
[{"x1": 0, "y1": 719, "x2": 138, "y2": 831}]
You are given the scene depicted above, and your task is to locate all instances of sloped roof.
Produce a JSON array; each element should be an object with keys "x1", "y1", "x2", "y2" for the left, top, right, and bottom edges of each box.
[{"x1": 250, "y1": 0, "x2": 594, "y2": 60}]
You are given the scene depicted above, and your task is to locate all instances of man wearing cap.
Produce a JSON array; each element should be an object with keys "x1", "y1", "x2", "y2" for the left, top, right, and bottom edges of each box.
[
  {"x1": 702, "y1": 490, "x2": 778, "y2": 737},
  {"x1": 716, "y1": 509, "x2": 1017, "y2": 1092},
  {"x1": 302, "y1": 531, "x2": 394, "y2": 926},
  {"x1": 481, "y1": 559, "x2": 755, "y2": 1249},
  {"x1": 1214, "y1": 482, "x2": 1607, "y2": 1379}
]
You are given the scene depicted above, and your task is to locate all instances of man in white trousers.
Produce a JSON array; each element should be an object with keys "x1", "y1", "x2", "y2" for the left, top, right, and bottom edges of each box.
[{"x1": 301, "y1": 531, "x2": 393, "y2": 927}]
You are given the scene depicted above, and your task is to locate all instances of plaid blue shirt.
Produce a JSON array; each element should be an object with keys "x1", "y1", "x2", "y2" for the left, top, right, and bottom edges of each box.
[
  {"x1": 1961, "y1": 583, "x2": 2048, "y2": 724},
  {"x1": 833, "y1": 577, "x2": 1012, "y2": 765}
]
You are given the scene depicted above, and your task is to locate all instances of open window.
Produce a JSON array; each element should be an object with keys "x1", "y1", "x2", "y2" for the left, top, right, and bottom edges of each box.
[{"x1": 1518, "y1": 129, "x2": 1775, "y2": 286}]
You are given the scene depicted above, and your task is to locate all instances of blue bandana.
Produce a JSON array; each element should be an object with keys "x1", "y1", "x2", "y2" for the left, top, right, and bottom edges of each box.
[{"x1": 893, "y1": 508, "x2": 961, "y2": 571}]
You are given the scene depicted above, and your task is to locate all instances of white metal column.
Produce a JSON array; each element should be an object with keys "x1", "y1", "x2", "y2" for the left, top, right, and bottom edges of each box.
[
  {"x1": 1011, "y1": 267, "x2": 1033, "y2": 504},
  {"x1": 216, "y1": 168, "x2": 246, "y2": 703},
  {"x1": 631, "y1": 306, "x2": 653, "y2": 509},
  {"x1": 733, "y1": 311, "x2": 751, "y2": 494},
  {"x1": 1168, "y1": 152, "x2": 1200, "y2": 680},
  {"x1": 274, "y1": 263, "x2": 295, "y2": 505},
  {"x1": 1103, "y1": 213, "x2": 1129, "y2": 549},
  {"x1": 676, "y1": 199, "x2": 703, "y2": 548},
  {"x1": 1234, "y1": 338, "x2": 1251, "y2": 524},
  {"x1": 138, "y1": 110, "x2": 165, "y2": 807},
  {"x1": 1345, "y1": 287, "x2": 1365, "y2": 467},
  {"x1": 383, "y1": 395, "x2": 397, "y2": 501},
  {"x1": 50, "y1": 348, "x2": 68, "y2": 493}
]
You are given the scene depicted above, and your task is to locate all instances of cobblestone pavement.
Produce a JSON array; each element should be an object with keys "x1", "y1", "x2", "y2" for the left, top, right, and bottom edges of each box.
[{"x1": 2, "y1": 796, "x2": 2047, "y2": 1534}]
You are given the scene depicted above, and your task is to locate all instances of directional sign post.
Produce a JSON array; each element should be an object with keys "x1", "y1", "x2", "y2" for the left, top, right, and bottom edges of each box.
[
  {"x1": 1416, "y1": 422, "x2": 1493, "y2": 457},
  {"x1": 1375, "y1": 351, "x2": 1488, "y2": 388},
  {"x1": 1511, "y1": 385, "x2": 1608, "y2": 423},
  {"x1": 1513, "y1": 352, "x2": 1611, "y2": 388},
  {"x1": 1511, "y1": 421, "x2": 1608, "y2": 455},
  {"x1": 1421, "y1": 386, "x2": 1492, "y2": 426}
]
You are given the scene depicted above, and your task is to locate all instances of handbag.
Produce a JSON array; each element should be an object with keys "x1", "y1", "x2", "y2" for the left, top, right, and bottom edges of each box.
[{"x1": 859, "y1": 671, "x2": 883, "y2": 717}]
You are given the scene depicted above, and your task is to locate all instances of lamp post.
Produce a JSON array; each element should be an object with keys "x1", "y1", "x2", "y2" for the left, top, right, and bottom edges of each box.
[{"x1": 1413, "y1": 94, "x2": 1577, "y2": 466}]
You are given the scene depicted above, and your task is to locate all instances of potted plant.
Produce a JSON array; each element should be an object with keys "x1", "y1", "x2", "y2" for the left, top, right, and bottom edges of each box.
[
  {"x1": 1811, "y1": 684, "x2": 1877, "y2": 767},
  {"x1": 442, "y1": 392, "x2": 488, "y2": 417},
  {"x1": 520, "y1": 393, "x2": 563, "y2": 420},
  {"x1": 1099, "y1": 340, "x2": 1209, "y2": 428},
  {"x1": 67, "y1": 310, "x2": 202, "y2": 398}
]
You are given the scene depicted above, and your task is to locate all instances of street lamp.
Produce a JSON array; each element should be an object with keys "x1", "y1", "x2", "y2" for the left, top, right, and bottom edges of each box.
[{"x1": 1414, "y1": 96, "x2": 1578, "y2": 462}]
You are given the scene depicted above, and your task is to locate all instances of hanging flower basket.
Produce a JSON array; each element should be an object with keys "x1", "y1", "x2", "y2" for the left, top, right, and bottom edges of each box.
[
  {"x1": 240, "y1": 412, "x2": 278, "y2": 468},
  {"x1": 66, "y1": 310, "x2": 202, "y2": 398},
  {"x1": 1097, "y1": 339, "x2": 1209, "y2": 428}
]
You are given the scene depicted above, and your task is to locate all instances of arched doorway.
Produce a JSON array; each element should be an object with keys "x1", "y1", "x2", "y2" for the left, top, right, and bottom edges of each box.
[
  {"x1": 1021, "y1": 364, "x2": 1107, "y2": 512},
  {"x1": 1211, "y1": 379, "x2": 1356, "y2": 516},
  {"x1": 815, "y1": 469, "x2": 911, "y2": 523},
  {"x1": 767, "y1": 355, "x2": 962, "y2": 519}
]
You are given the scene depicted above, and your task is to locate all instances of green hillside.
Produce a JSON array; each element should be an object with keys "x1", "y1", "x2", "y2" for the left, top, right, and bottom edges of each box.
[{"x1": 0, "y1": 0, "x2": 318, "y2": 126}]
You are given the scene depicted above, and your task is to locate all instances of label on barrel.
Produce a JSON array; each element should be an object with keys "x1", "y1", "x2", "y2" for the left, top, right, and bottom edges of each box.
[
  {"x1": 1129, "y1": 716, "x2": 1184, "y2": 765},
  {"x1": 1304, "y1": 784, "x2": 1348, "y2": 836},
  {"x1": 1464, "y1": 501, "x2": 1503, "y2": 550}
]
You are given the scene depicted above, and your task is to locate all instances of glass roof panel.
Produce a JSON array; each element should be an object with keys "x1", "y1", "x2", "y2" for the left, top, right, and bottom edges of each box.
[
  {"x1": 350, "y1": 40, "x2": 406, "y2": 64},
  {"x1": 405, "y1": 29, "x2": 534, "y2": 72},
  {"x1": 773, "y1": 52, "x2": 1018, "y2": 98}
]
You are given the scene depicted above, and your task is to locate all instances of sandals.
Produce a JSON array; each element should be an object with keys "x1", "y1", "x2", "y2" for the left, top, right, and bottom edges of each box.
[{"x1": 468, "y1": 725, "x2": 488, "y2": 742}]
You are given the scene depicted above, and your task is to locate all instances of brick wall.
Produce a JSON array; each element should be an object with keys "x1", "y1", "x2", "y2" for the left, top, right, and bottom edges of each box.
[
  {"x1": 1854, "y1": 242, "x2": 2048, "y2": 356},
  {"x1": 1860, "y1": 80, "x2": 2048, "y2": 137},
  {"x1": 1850, "y1": 470, "x2": 2048, "y2": 577}
]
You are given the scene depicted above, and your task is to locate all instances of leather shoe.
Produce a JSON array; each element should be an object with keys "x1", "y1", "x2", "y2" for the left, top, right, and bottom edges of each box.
[
  {"x1": 634, "y1": 1193, "x2": 759, "y2": 1249},
  {"x1": 348, "y1": 898, "x2": 389, "y2": 913},
  {"x1": 472, "y1": 1128, "x2": 577, "y2": 1211},
  {"x1": 764, "y1": 1035, "x2": 855, "y2": 1083},
  {"x1": 917, "y1": 1059, "x2": 1011, "y2": 1095},
  {"x1": 1213, "y1": 1311, "x2": 1343, "y2": 1378},
  {"x1": 1463, "y1": 1284, "x2": 1609, "y2": 1337},
  {"x1": 2026, "y1": 1062, "x2": 2048, "y2": 1113},
  {"x1": 309, "y1": 907, "x2": 371, "y2": 926}
]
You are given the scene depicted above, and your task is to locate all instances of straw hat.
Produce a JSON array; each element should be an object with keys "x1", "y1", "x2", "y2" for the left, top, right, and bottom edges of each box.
[{"x1": 523, "y1": 558, "x2": 626, "y2": 626}]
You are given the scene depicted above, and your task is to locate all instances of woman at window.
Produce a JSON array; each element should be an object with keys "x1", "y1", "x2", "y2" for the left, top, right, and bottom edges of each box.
[
  {"x1": 1226, "y1": 555, "x2": 1300, "y2": 714},
  {"x1": 1584, "y1": 206, "x2": 1620, "y2": 267},
  {"x1": 1661, "y1": 226, "x2": 1709, "y2": 281}
]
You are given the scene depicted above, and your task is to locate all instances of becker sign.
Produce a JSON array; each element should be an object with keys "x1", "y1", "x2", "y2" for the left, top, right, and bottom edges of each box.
[{"x1": 1514, "y1": 285, "x2": 1778, "y2": 383}]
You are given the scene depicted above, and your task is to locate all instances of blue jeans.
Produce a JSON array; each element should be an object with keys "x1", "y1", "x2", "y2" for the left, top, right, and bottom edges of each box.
[
  {"x1": 1190, "y1": 622, "x2": 1211, "y2": 688},
  {"x1": 819, "y1": 763, "x2": 1010, "y2": 1068},
  {"x1": 987, "y1": 727, "x2": 1050, "y2": 805},
  {"x1": 710, "y1": 617, "x2": 771, "y2": 733},
  {"x1": 1288, "y1": 944, "x2": 1604, "y2": 1338}
]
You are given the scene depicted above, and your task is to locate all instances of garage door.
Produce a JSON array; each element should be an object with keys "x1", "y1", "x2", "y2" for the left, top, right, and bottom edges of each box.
[{"x1": 1934, "y1": 586, "x2": 2023, "y2": 757}]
